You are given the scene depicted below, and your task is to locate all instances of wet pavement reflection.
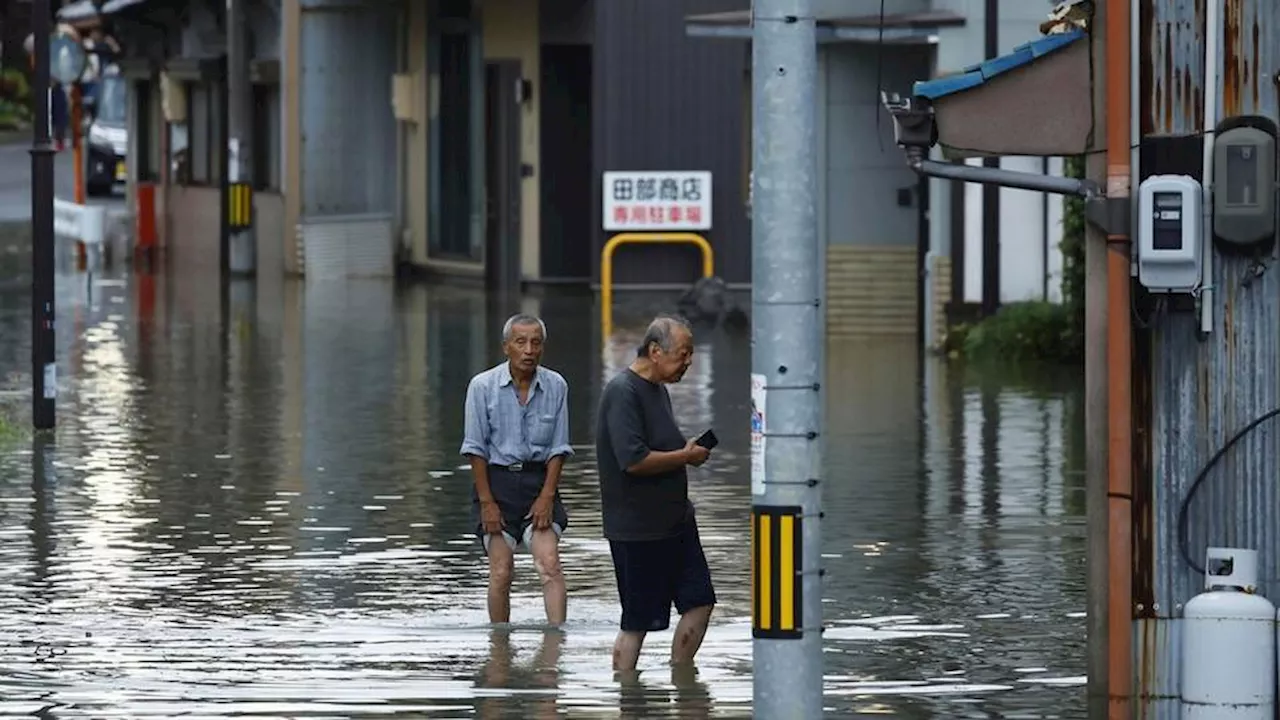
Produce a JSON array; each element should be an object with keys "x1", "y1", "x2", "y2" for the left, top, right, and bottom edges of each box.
[{"x1": 0, "y1": 269, "x2": 1087, "y2": 718}]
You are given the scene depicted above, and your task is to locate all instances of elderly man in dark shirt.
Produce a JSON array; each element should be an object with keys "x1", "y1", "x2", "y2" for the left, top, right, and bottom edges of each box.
[{"x1": 596, "y1": 314, "x2": 715, "y2": 671}]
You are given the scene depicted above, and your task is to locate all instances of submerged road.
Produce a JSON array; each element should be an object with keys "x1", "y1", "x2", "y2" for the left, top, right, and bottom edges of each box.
[
  {"x1": 0, "y1": 139, "x2": 125, "y2": 222},
  {"x1": 0, "y1": 275, "x2": 1089, "y2": 717}
]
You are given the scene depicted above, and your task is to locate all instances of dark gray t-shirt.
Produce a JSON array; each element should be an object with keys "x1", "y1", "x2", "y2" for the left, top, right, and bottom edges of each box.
[{"x1": 596, "y1": 368, "x2": 692, "y2": 541}]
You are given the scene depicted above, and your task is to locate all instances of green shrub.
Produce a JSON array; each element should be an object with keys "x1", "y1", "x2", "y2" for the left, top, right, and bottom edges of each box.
[
  {"x1": 0, "y1": 412, "x2": 20, "y2": 444},
  {"x1": 945, "y1": 155, "x2": 1087, "y2": 366},
  {"x1": 0, "y1": 68, "x2": 30, "y2": 105},
  {"x1": 961, "y1": 300, "x2": 1078, "y2": 364}
]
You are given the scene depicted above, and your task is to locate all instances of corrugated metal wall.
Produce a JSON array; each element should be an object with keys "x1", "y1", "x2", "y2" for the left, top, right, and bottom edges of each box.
[
  {"x1": 1138, "y1": 1, "x2": 1280, "y2": 716},
  {"x1": 297, "y1": 0, "x2": 398, "y2": 278},
  {"x1": 591, "y1": 0, "x2": 749, "y2": 287},
  {"x1": 299, "y1": 0, "x2": 397, "y2": 217}
]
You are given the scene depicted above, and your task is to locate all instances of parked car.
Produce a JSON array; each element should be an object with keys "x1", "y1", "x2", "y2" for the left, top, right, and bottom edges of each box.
[{"x1": 84, "y1": 71, "x2": 127, "y2": 196}]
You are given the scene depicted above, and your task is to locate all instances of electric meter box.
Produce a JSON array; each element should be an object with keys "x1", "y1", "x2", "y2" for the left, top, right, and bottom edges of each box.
[
  {"x1": 1213, "y1": 124, "x2": 1277, "y2": 248},
  {"x1": 1137, "y1": 174, "x2": 1203, "y2": 293}
]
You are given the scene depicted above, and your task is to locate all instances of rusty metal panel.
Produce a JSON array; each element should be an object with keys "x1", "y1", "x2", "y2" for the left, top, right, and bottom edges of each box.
[
  {"x1": 1142, "y1": 0, "x2": 1280, "y2": 711},
  {"x1": 1134, "y1": 618, "x2": 1181, "y2": 720},
  {"x1": 1139, "y1": 0, "x2": 1206, "y2": 136}
]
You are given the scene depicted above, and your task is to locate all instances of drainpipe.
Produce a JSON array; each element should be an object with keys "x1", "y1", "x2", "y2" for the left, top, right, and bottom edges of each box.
[
  {"x1": 980, "y1": 0, "x2": 1000, "y2": 316},
  {"x1": 1104, "y1": 0, "x2": 1134, "y2": 714},
  {"x1": 1198, "y1": 0, "x2": 1217, "y2": 336},
  {"x1": 1042, "y1": 156, "x2": 1050, "y2": 300}
]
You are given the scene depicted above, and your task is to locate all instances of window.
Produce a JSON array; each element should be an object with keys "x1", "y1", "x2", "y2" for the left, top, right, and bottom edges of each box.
[
  {"x1": 182, "y1": 81, "x2": 223, "y2": 186},
  {"x1": 251, "y1": 84, "x2": 280, "y2": 190},
  {"x1": 134, "y1": 78, "x2": 158, "y2": 181}
]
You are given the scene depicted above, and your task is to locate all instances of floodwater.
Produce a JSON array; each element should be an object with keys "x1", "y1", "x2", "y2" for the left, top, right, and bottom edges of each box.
[{"x1": 0, "y1": 268, "x2": 1087, "y2": 718}]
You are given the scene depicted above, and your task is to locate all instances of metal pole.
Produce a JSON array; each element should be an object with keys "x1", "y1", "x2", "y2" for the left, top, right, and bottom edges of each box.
[
  {"x1": 226, "y1": 0, "x2": 255, "y2": 274},
  {"x1": 1084, "y1": 2, "x2": 1111, "y2": 715},
  {"x1": 750, "y1": 0, "x2": 823, "y2": 715},
  {"x1": 30, "y1": 0, "x2": 55, "y2": 430}
]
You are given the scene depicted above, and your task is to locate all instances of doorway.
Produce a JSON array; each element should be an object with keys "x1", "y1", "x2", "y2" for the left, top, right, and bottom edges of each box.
[
  {"x1": 484, "y1": 60, "x2": 523, "y2": 291},
  {"x1": 539, "y1": 44, "x2": 592, "y2": 281},
  {"x1": 429, "y1": 0, "x2": 479, "y2": 262}
]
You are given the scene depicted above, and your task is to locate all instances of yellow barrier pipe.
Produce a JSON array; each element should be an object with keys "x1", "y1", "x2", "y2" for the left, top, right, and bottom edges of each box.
[{"x1": 601, "y1": 233, "x2": 715, "y2": 341}]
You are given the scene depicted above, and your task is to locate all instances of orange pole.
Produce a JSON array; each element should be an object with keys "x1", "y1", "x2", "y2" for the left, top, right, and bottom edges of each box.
[
  {"x1": 71, "y1": 85, "x2": 87, "y2": 271},
  {"x1": 1105, "y1": 0, "x2": 1133, "y2": 716},
  {"x1": 72, "y1": 85, "x2": 84, "y2": 204}
]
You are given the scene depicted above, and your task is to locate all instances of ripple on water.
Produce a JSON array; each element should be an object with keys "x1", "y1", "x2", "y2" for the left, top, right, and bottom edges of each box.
[{"x1": 0, "y1": 279, "x2": 1088, "y2": 717}]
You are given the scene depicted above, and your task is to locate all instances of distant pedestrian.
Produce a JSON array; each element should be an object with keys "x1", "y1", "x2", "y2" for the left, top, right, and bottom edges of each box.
[
  {"x1": 460, "y1": 313, "x2": 572, "y2": 626},
  {"x1": 596, "y1": 314, "x2": 715, "y2": 671}
]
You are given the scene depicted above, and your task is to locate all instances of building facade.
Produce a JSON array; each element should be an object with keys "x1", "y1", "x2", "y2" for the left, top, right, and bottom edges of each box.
[
  {"x1": 687, "y1": 0, "x2": 1073, "y2": 347},
  {"x1": 76, "y1": 0, "x2": 751, "y2": 290}
]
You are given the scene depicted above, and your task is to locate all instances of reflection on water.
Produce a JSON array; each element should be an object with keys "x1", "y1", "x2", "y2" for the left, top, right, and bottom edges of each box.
[{"x1": 0, "y1": 271, "x2": 1086, "y2": 718}]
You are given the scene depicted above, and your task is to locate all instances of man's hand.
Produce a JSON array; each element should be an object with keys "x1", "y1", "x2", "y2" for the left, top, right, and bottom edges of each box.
[
  {"x1": 529, "y1": 493, "x2": 555, "y2": 531},
  {"x1": 683, "y1": 437, "x2": 711, "y2": 467},
  {"x1": 480, "y1": 499, "x2": 505, "y2": 535}
]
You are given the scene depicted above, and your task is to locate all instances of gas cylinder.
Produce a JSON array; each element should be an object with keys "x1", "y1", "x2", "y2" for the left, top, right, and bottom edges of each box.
[{"x1": 1180, "y1": 547, "x2": 1275, "y2": 720}]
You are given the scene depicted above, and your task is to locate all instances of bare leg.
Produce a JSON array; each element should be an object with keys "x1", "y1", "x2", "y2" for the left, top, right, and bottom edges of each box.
[
  {"x1": 671, "y1": 604, "x2": 713, "y2": 665},
  {"x1": 614, "y1": 630, "x2": 646, "y2": 671},
  {"x1": 487, "y1": 537, "x2": 515, "y2": 623},
  {"x1": 529, "y1": 529, "x2": 566, "y2": 626}
]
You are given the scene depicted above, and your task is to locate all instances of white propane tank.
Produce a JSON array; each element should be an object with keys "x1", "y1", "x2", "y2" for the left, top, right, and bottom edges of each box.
[{"x1": 1181, "y1": 547, "x2": 1275, "y2": 720}]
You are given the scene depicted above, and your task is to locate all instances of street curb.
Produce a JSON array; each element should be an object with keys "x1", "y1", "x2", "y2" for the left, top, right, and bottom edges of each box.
[{"x1": 0, "y1": 129, "x2": 34, "y2": 146}]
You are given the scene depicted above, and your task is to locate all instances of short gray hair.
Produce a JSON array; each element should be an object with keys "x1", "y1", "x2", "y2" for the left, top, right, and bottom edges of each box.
[
  {"x1": 502, "y1": 313, "x2": 547, "y2": 342},
  {"x1": 637, "y1": 314, "x2": 692, "y2": 357}
]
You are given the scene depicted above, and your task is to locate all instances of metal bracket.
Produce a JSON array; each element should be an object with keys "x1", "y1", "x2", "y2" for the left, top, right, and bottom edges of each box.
[
  {"x1": 1086, "y1": 195, "x2": 1131, "y2": 236},
  {"x1": 765, "y1": 478, "x2": 822, "y2": 488}
]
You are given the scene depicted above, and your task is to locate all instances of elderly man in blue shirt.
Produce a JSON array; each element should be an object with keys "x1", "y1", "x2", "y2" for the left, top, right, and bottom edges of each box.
[{"x1": 461, "y1": 313, "x2": 573, "y2": 626}]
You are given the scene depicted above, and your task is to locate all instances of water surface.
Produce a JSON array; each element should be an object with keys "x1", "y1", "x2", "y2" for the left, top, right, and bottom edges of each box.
[{"x1": 0, "y1": 270, "x2": 1087, "y2": 717}]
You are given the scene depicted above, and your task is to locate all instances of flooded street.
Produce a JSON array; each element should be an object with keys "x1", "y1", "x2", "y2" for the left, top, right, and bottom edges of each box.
[{"x1": 0, "y1": 270, "x2": 1087, "y2": 718}]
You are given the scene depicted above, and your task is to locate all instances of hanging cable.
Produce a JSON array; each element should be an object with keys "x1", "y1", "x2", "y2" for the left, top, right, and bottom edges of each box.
[{"x1": 1177, "y1": 407, "x2": 1280, "y2": 574}]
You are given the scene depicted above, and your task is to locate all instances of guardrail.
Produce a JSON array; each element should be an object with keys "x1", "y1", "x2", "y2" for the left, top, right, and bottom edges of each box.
[
  {"x1": 600, "y1": 232, "x2": 715, "y2": 340},
  {"x1": 53, "y1": 199, "x2": 133, "y2": 270},
  {"x1": 54, "y1": 198, "x2": 106, "y2": 246}
]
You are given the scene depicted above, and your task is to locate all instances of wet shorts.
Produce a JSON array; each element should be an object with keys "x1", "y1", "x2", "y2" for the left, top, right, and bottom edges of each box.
[
  {"x1": 471, "y1": 463, "x2": 569, "y2": 554},
  {"x1": 608, "y1": 515, "x2": 717, "y2": 632}
]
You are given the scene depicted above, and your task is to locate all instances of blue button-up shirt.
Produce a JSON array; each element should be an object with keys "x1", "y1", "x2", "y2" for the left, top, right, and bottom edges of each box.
[{"x1": 459, "y1": 362, "x2": 574, "y2": 466}]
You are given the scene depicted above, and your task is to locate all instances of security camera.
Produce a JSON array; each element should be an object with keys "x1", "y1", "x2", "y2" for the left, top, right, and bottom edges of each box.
[{"x1": 880, "y1": 91, "x2": 937, "y2": 152}]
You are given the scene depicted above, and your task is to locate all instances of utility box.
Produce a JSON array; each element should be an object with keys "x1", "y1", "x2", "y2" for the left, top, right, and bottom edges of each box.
[{"x1": 913, "y1": 29, "x2": 1094, "y2": 159}]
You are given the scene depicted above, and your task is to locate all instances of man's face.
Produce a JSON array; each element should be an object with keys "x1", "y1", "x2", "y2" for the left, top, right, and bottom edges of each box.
[
  {"x1": 650, "y1": 327, "x2": 695, "y2": 383},
  {"x1": 503, "y1": 322, "x2": 545, "y2": 371}
]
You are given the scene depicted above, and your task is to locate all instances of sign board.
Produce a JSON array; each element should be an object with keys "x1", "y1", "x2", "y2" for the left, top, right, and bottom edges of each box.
[
  {"x1": 751, "y1": 373, "x2": 766, "y2": 495},
  {"x1": 603, "y1": 170, "x2": 712, "y2": 231},
  {"x1": 50, "y1": 31, "x2": 87, "y2": 85}
]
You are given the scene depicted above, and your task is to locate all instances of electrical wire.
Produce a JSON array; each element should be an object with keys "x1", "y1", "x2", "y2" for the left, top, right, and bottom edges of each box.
[{"x1": 1177, "y1": 407, "x2": 1280, "y2": 574}]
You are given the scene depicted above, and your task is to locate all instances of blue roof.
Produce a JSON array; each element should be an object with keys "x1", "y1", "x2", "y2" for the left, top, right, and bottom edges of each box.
[{"x1": 913, "y1": 28, "x2": 1087, "y2": 100}]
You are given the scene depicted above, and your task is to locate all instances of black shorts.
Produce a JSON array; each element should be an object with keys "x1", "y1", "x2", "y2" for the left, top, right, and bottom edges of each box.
[
  {"x1": 471, "y1": 464, "x2": 569, "y2": 553},
  {"x1": 608, "y1": 516, "x2": 717, "y2": 632}
]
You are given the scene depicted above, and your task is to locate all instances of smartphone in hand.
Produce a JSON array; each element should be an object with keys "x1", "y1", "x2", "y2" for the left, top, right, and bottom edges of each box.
[{"x1": 695, "y1": 428, "x2": 719, "y2": 450}]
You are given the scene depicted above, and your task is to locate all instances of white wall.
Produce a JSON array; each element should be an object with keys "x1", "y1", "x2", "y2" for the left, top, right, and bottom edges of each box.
[
  {"x1": 934, "y1": 0, "x2": 1068, "y2": 306},
  {"x1": 824, "y1": 43, "x2": 932, "y2": 246}
]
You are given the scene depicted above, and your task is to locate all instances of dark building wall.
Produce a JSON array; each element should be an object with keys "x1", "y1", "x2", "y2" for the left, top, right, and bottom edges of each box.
[{"x1": 591, "y1": 0, "x2": 749, "y2": 287}]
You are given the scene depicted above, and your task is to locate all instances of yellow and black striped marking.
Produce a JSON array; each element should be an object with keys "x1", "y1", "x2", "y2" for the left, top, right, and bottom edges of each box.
[
  {"x1": 752, "y1": 505, "x2": 803, "y2": 639},
  {"x1": 227, "y1": 182, "x2": 254, "y2": 231}
]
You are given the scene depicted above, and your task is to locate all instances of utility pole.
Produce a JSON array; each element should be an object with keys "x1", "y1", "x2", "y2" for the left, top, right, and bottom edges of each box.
[
  {"x1": 226, "y1": 0, "x2": 255, "y2": 275},
  {"x1": 30, "y1": 0, "x2": 55, "y2": 430},
  {"x1": 749, "y1": 0, "x2": 824, "y2": 716}
]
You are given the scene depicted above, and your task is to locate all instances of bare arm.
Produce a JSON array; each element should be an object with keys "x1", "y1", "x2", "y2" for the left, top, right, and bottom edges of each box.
[
  {"x1": 625, "y1": 448, "x2": 692, "y2": 476},
  {"x1": 469, "y1": 454, "x2": 496, "y2": 504},
  {"x1": 460, "y1": 377, "x2": 495, "y2": 502}
]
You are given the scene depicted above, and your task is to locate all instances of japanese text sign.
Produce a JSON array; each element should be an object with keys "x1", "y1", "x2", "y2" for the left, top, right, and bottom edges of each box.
[{"x1": 603, "y1": 171, "x2": 713, "y2": 231}]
